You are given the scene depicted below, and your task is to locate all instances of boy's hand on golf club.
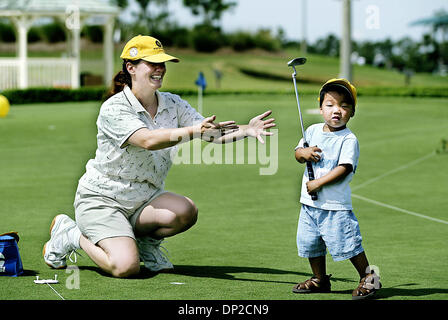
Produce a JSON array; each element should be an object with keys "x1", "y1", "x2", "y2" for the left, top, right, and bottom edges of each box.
[
  {"x1": 245, "y1": 110, "x2": 276, "y2": 144},
  {"x1": 295, "y1": 146, "x2": 322, "y2": 163},
  {"x1": 306, "y1": 179, "x2": 322, "y2": 194}
]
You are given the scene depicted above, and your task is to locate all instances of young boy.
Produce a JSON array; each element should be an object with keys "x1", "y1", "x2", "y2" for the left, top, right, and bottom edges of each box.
[{"x1": 293, "y1": 78, "x2": 381, "y2": 300}]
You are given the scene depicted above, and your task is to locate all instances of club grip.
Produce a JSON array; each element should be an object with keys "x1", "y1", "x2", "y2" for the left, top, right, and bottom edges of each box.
[
  {"x1": 305, "y1": 161, "x2": 318, "y2": 200},
  {"x1": 303, "y1": 142, "x2": 318, "y2": 200}
]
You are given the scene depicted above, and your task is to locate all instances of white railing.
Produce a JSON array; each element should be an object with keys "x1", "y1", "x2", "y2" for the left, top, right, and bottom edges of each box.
[
  {"x1": 0, "y1": 58, "x2": 19, "y2": 90},
  {"x1": 0, "y1": 58, "x2": 79, "y2": 90}
]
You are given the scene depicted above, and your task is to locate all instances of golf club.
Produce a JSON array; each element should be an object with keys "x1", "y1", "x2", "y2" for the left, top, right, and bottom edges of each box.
[{"x1": 288, "y1": 57, "x2": 318, "y2": 200}]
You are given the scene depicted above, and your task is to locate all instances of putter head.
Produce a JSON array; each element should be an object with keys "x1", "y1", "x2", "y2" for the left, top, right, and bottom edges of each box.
[{"x1": 287, "y1": 57, "x2": 307, "y2": 67}]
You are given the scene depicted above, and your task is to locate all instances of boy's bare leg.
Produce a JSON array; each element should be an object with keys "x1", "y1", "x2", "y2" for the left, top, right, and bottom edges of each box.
[
  {"x1": 350, "y1": 251, "x2": 369, "y2": 279},
  {"x1": 309, "y1": 256, "x2": 326, "y2": 279},
  {"x1": 292, "y1": 255, "x2": 330, "y2": 293}
]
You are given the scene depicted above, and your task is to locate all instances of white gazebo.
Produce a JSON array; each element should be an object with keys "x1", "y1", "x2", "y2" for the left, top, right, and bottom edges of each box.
[{"x1": 0, "y1": 0, "x2": 119, "y2": 89}]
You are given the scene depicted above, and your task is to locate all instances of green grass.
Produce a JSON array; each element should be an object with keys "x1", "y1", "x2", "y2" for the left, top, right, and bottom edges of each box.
[{"x1": 0, "y1": 94, "x2": 447, "y2": 300}]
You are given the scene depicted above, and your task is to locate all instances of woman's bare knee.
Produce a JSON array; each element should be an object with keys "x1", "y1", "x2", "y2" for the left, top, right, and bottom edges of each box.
[
  {"x1": 161, "y1": 204, "x2": 197, "y2": 232},
  {"x1": 175, "y1": 196, "x2": 198, "y2": 230},
  {"x1": 181, "y1": 200, "x2": 198, "y2": 228},
  {"x1": 135, "y1": 193, "x2": 199, "y2": 237},
  {"x1": 97, "y1": 237, "x2": 140, "y2": 278},
  {"x1": 110, "y1": 259, "x2": 140, "y2": 278}
]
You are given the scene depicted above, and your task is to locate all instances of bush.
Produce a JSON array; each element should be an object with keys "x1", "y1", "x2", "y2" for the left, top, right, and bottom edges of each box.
[
  {"x1": 152, "y1": 25, "x2": 190, "y2": 48},
  {"x1": 82, "y1": 25, "x2": 103, "y2": 43},
  {"x1": 2, "y1": 85, "x2": 447, "y2": 105},
  {"x1": 171, "y1": 27, "x2": 191, "y2": 48},
  {"x1": 41, "y1": 22, "x2": 66, "y2": 43},
  {"x1": 357, "y1": 86, "x2": 448, "y2": 98},
  {"x1": 253, "y1": 29, "x2": 281, "y2": 52},
  {"x1": 190, "y1": 24, "x2": 225, "y2": 52},
  {"x1": 0, "y1": 21, "x2": 16, "y2": 42},
  {"x1": 228, "y1": 31, "x2": 256, "y2": 52},
  {"x1": 27, "y1": 27, "x2": 42, "y2": 43},
  {"x1": 2, "y1": 87, "x2": 107, "y2": 104},
  {"x1": 226, "y1": 29, "x2": 281, "y2": 52}
]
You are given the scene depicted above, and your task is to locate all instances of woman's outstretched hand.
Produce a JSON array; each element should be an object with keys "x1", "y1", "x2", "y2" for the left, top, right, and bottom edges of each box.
[
  {"x1": 194, "y1": 111, "x2": 275, "y2": 144},
  {"x1": 197, "y1": 115, "x2": 239, "y2": 142},
  {"x1": 245, "y1": 110, "x2": 276, "y2": 144}
]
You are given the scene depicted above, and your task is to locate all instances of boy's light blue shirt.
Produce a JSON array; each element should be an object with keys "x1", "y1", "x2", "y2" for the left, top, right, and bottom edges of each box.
[{"x1": 296, "y1": 123, "x2": 359, "y2": 210}]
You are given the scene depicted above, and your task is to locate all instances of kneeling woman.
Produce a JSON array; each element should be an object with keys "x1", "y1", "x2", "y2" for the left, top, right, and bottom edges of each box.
[{"x1": 43, "y1": 35, "x2": 275, "y2": 277}]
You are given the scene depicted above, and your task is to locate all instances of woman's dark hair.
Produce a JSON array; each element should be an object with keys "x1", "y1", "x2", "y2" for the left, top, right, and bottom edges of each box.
[{"x1": 104, "y1": 59, "x2": 141, "y2": 101}]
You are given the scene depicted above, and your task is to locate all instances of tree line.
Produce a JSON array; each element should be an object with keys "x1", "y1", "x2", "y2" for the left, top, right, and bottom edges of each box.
[{"x1": 0, "y1": 0, "x2": 446, "y2": 74}]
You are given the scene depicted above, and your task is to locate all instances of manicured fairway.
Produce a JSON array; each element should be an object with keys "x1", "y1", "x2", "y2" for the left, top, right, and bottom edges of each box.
[{"x1": 0, "y1": 93, "x2": 447, "y2": 300}]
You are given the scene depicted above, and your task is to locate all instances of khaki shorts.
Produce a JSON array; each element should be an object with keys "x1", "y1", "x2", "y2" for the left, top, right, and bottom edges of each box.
[{"x1": 74, "y1": 185, "x2": 166, "y2": 244}]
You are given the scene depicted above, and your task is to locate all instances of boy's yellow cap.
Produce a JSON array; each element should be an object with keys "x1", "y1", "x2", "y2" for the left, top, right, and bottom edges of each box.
[
  {"x1": 319, "y1": 78, "x2": 357, "y2": 107},
  {"x1": 120, "y1": 35, "x2": 179, "y2": 63}
]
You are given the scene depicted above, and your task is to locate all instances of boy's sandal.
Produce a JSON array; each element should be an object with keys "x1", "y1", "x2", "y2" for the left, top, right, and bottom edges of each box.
[
  {"x1": 292, "y1": 274, "x2": 332, "y2": 293},
  {"x1": 352, "y1": 273, "x2": 382, "y2": 300}
]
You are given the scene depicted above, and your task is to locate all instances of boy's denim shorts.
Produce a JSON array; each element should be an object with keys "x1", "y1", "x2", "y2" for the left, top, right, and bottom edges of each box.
[{"x1": 297, "y1": 204, "x2": 364, "y2": 261}]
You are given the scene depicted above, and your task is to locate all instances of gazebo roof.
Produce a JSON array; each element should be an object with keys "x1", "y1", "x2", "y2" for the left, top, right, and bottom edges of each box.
[
  {"x1": 0, "y1": 0, "x2": 119, "y2": 90},
  {"x1": 0, "y1": 0, "x2": 119, "y2": 16},
  {"x1": 410, "y1": 14, "x2": 448, "y2": 27}
]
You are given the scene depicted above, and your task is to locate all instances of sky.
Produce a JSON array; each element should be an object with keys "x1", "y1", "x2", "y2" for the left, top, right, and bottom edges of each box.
[{"x1": 123, "y1": 0, "x2": 448, "y2": 43}]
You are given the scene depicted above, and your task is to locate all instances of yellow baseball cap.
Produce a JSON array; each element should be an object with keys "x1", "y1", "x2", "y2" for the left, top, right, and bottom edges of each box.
[
  {"x1": 120, "y1": 35, "x2": 179, "y2": 63},
  {"x1": 319, "y1": 78, "x2": 357, "y2": 107}
]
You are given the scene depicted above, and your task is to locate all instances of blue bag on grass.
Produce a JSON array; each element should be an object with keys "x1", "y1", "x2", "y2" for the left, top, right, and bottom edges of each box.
[{"x1": 0, "y1": 232, "x2": 23, "y2": 277}]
